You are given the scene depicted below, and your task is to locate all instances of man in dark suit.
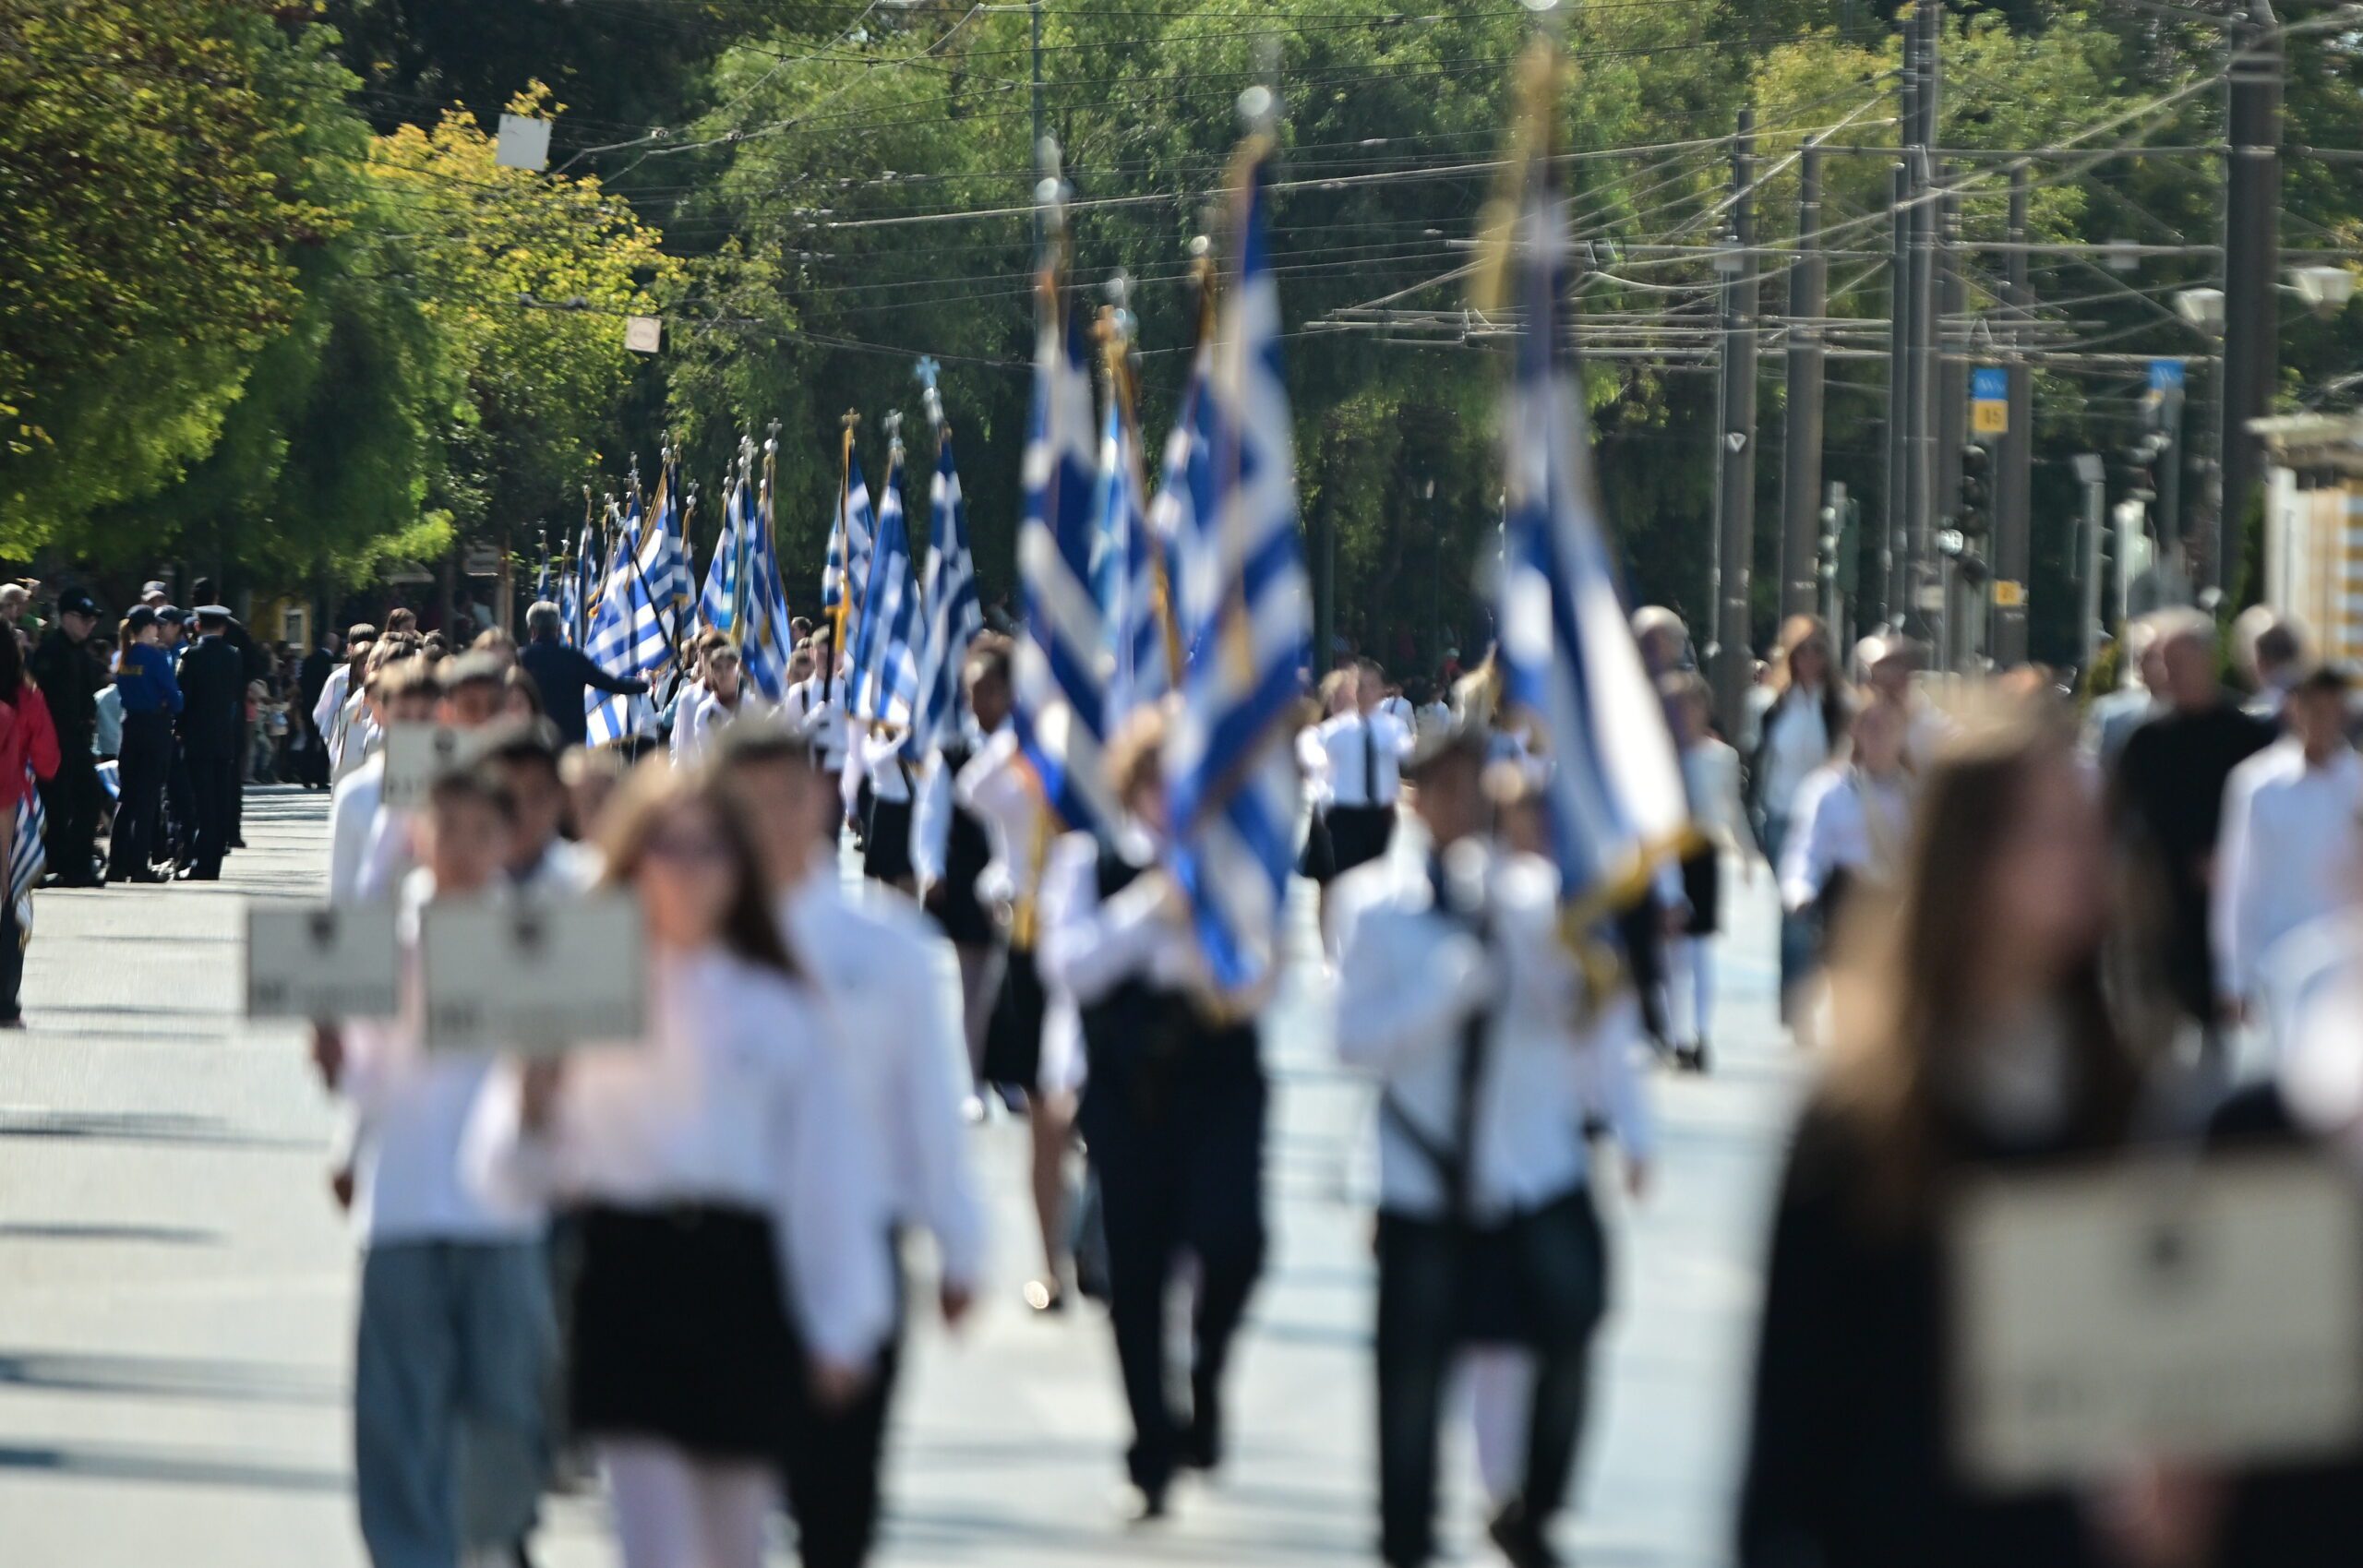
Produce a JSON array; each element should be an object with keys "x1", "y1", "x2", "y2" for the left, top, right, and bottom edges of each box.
[
  {"x1": 189, "y1": 580, "x2": 270, "y2": 844},
  {"x1": 175, "y1": 607, "x2": 246, "y2": 880},
  {"x1": 518, "y1": 599, "x2": 649, "y2": 748},
  {"x1": 297, "y1": 633, "x2": 340, "y2": 789},
  {"x1": 30, "y1": 589, "x2": 106, "y2": 886}
]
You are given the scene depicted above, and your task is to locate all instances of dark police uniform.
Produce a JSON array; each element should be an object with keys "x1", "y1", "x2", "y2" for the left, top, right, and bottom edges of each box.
[
  {"x1": 30, "y1": 619, "x2": 103, "y2": 884},
  {"x1": 174, "y1": 623, "x2": 245, "y2": 880}
]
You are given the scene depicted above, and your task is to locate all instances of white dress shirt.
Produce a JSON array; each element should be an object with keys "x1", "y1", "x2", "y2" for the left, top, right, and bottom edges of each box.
[
  {"x1": 314, "y1": 663, "x2": 353, "y2": 745},
  {"x1": 1680, "y1": 736, "x2": 1749, "y2": 856},
  {"x1": 2213, "y1": 740, "x2": 2363, "y2": 1005},
  {"x1": 1332, "y1": 832, "x2": 1653, "y2": 1221},
  {"x1": 1377, "y1": 693, "x2": 1414, "y2": 729},
  {"x1": 1752, "y1": 686, "x2": 1836, "y2": 822},
  {"x1": 781, "y1": 676, "x2": 849, "y2": 772},
  {"x1": 327, "y1": 755, "x2": 389, "y2": 905},
  {"x1": 676, "y1": 686, "x2": 768, "y2": 765},
  {"x1": 467, "y1": 946, "x2": 896, "y2": 1366},
  {"x1": 909, "y1": 727, "x2": 983, "y2": 890},
  {"x1": 781, "y1": 873, "x2": 986, "y2": 1290},
  {"x1": 1036, "y1": 827, "x2": 1213, "y2": 1095},
  {"x1": 666, "y1": 676, "x2": 711, "y2": 764},
  {"x1": 340, "y1": 870, "x2": 544, "y2": 1248},
  {"x1": 956, "y1": 725, "x2": 1047, "y2": 909},
  {"x1": 1779, "y1": 764, "x2": 1913, "y2": 913},
  {"x1": 1296, "y1": 724, "x2": 1334, "y2": 808},
  {"x1": 1317, "y1": 709, "x2": 1413, "y2": 809}
]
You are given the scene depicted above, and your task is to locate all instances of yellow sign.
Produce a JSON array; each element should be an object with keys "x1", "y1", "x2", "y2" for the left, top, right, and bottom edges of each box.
[
  {"x1": 1993, "y1": 580, "x2": 2026, "y2": 607},
  {"x1": 1973, "y1": 400, "x2": 2010, "y2": 435}
]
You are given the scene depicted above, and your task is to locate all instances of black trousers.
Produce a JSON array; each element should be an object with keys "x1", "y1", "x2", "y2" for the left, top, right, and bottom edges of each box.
[
  {"x1": 186, "y1": 749, "x2": 236, "y2": 877},
  {"x1": 1375, "y1": 1189, "x2": 1608, "y2": 1568},
  {"x1": 783, "y1": 1238, "x2": 904, "y2": 1568},
  {"x1": 108, "y1": 713, "x2": 171, "y2": 880},
  {"x1": 230, "y1": 716, "x2": 249, "y2": 840},
  {"x1": 1080, "y1": 1056, "x2": 1267, "y2": 1493},
  {"x1": 162, "y1": 745, "x2": 193, "y2": 864},
  {"x1": 0, "y1": 886, "x2": 22, "y2": 1023},
  {"x1": 40, "y1": 738, "x2": 99, "y2": 881}
]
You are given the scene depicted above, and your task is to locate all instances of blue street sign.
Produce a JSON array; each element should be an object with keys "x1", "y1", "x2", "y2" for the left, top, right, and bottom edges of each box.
[
  {"x1": 2149, "y1": 357, "x2": 2186, "y2": 392},
  {"x1": 1971, "y1": 366, "x2": 2009, "y2": 403}
]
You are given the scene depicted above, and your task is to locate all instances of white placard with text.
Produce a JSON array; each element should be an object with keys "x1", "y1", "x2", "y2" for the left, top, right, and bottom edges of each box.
[
  {"x1": 246, "y1": 904, "x2": 401, "y2": 1020},
  {"x1": 420, "y1": 893, "x2": 644, "y2": 1057},
  {"x1": 1952, "y1": 1154, "x2": 2363, "y2": 1490},
  {"x1": 379, "y1": 724, "x2": 492, "y2": 813}
]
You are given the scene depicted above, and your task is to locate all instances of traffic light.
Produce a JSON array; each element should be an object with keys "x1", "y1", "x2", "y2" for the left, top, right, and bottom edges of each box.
[{"x1": 1958, "y1": 442, "x2": 1992, "y2": 538}]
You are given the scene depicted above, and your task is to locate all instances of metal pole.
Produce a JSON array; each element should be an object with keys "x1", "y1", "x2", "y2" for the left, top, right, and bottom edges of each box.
[
  {"x1": 2081, "y1": 471, "x2": 2105, "y2": 670},
  {"x1": 1780, "y1": 145, "x2": 1827, "y2": 620},
  {"x1": 1937, "y1": 182, "x2": 1967, "y2": 668},
  {"x1": 1884, "y1": 159, "x2": 1911, "y2": 631},
  {"x1": 2218, "y1": 4, "x2": 2282, "y2": 597},
  {"x1": 1710, "y1": 106, "x2": 1759, "y2": 736},
  {"x1": 1903, "y1": 0, "x2": 1942, "y2": 648},
  {"x1": 1996, "y1": 165, "x2": 2034, "y2": 665},
  {"x1": 2161, "y1": 378, "x2": 2185, "y2": 580}
]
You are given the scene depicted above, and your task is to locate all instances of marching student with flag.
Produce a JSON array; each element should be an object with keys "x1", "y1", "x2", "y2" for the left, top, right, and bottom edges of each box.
[
  {"x1": 844, "y1": 417, "x2": 926, "y2": 891},
  {"x1": 904, "y1": 367, "x2": 1003, "y2": 1084},
  {"x1": 1331, "y1": 38, "x2": 1671, "y2": 1568},
  {"x1": 780, "y1": 423, "x2": 869, "y2": 779},
  {"x1": 582, "y1": 458, "x2": 691, "y2": 750},
  {"x1": 1036, "y1": 116, "x2": 1306, "y2": 1522}
]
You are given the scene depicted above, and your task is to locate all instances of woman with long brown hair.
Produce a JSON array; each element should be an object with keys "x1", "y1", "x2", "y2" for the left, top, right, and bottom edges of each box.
[
  {"x1": 1738, "y1": 705, "x2": 2146, "y2": 1567},
  {"x1": 470, "y1": 761, "x2": 891, "y2": 1568},
  {"x1": 1745, "y1": 615, "x2": 1850, "y2": 1030}
]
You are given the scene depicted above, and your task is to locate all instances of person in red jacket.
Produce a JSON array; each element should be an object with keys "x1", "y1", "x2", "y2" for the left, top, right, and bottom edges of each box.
[{"x1": 0, "y1": 625, "x2": 61, "y2": 1025}]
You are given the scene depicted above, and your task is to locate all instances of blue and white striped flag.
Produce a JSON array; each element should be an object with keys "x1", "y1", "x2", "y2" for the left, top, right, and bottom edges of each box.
[
  {"x1": 823, "y1": 449, "x2": 876, "y2": 647},
  {"x1": 1163, "y1": 147, "x2": 1312, "y2": 995},
  {"x1": 558, "y1": 519, "x2": 595, "y2": 645},
  {"x1": 698, "y1": 460, "x2": 744, "y2": 635},
  {"x1": 534, "y1": 545, "x2": 550, "y2": 606},
  {"x1": 1150, "y1": 339, "x2": 1219, "y2": 665},
  {"x1": 1495, "y1": 125, "x2": 1687, "y2": 916},
  {"x1": 584, "y1": 468, "x2": 689, "y2": 745},
  {"x1": 12, "y1": 765, "x2": 45, "y2": 942},
  {"x1": 1014, "y1": 264, "x2": 1111, "y2": 835},
  {"x1": 905, "y1": 422, "x2": 983, "y2": 762},
  {"x1": 738, "y1": 449, "x2": 797, "y2": 701},
  {"x1": 1089, "y1": 384, "x2": 1168, "y2": 733},
  {"x1": 848, "y1": 444, "x2": 921, "y2": 724}
]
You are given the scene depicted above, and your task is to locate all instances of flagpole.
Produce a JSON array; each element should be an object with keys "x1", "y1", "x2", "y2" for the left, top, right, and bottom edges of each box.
[{"x1": 830, "y1": 411, "x2": 860, "y2": 702}]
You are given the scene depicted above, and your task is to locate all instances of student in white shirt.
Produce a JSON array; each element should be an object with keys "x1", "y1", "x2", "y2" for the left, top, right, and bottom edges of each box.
[
  {"x1": 1318, "y1": 662, "x2": 1413, "y2": 870},
  {"x1": 331, "y1": 767, "x2": 553, "y2": 1568},
  {"x1": 1333, "y1": 724, "x2": 1651, "y2": 1568},
  {"x1": 2213, "y1": 664, "x2": 2363, "y2": 1028},
  {"x1": 1780, "y1": 699, "x2": 1916, "y2": 1015},
  {"x1": 325, "y1": 657, "x2": 435, "y2": 907},
  {"x1": 715, "y1": 721, "x2": 985, "y2": 1563},
  {"x1": 469, "y1": 764, "x2": 891, "y2": 1568},
  {"x1": 486, "y1": 720, "x2": 600, "y2": 893},
  {"x1": 910, "y1": 638, "x2": 1014, "y2": 1082},
  {"x1": 1745, "y1": 616, "x2": 1850, "y2": 1030},
  {"x1": 673, "y1": 639, "x2": 766, "y2": 766},
  {"x1": 1038, "y1": 705, "x2": 1267, "y2": 1521},
  {"x1": 951, "y1": 642, "x2": 1076, "y2": 1311},
  {"x1": 1661, "y1": 672, "x2": 1752, "y2": 1072},
  {"x1": 779, "y1": 637, "x2": 849, "y2": 776},
  {"x1": 354, "y1": 652, "x2": 510, "y2": 904}
]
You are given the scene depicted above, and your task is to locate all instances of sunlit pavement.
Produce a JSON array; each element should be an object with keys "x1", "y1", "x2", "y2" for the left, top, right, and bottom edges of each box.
[{"x1": 0, "y1": 786, "x2": 1802, "y2": 1566}]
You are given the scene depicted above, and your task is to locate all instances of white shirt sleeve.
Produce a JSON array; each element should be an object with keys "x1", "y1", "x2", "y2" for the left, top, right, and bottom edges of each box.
[
  {"x1": 2213, "y1": 762, "x2": 2263, "y2": 1004},
  {"x1": 888, "y1": 931, "x2": 987, "y2": 1289},
  {"x1": 774, "y1": 1033, "x2": 897, "y2": 1367},
  {"x1": 1037, "y1": 834, "x2": 1170, "y2": 1006},
  {"x1": 910, "y1": 751, "x2": 953, "y2": 888},
  {"x1": 1779, "y1": 770, "x2": 1843, "y2": 913},
  {"x1": 313, "y1": 666, "x2": 349, "y2": 738}
]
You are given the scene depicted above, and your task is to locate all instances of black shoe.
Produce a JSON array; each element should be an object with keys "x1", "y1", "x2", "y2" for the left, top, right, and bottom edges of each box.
[
  {"x1": 1122, "y1": 1479, "x2": 1170, "y2": 1525},
  {"x1": 1179, "y1": 1415, "x2": 1221, "y2": 1473},
  {"x1": 1691, "y1": 1037, "x2": 1712, "y2": 1074},
  {"x1": 228, "y1": 837, "x2": 246, "y2": 849},
  {"x1": 1487, "y1": 1499, "x2": 1562, "y2": 1568}
]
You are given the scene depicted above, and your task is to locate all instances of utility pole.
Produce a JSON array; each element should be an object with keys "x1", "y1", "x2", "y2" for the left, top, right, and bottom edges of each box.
[
  {"x1": 1994, "y1": 165, "x2": 2034, "y2": 665},
  {"x1": 2218, "y1": 1, "x2": 2282, "y2": 595},
  {"x1": 1937, "y1": 186, "x2": 1967, "y2": 668},
  {"x1": 1884, "y1": 158, "x2": 1911, "y2": 631},
  {"x1": 1780, "y1": 145, "x2": 1827, "y2": 620},
  {"x1": 1710, "y1": 106, "x2": 1758, "y2": 736},
  {"x1": 1902, "y1": 0, "x2": 1943, "y2": 649}
]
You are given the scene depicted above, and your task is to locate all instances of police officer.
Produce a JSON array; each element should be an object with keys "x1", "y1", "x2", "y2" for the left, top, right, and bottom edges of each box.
[
  {"x1": 30, "y1": 589, "x2": 106, "y2": 886},
  {"x1": 174, "y1": 607, "x2": 246, "y2": 881},
  {"x1": 1038, "y1": 704, "x2": 1266, "y2": 1521}
]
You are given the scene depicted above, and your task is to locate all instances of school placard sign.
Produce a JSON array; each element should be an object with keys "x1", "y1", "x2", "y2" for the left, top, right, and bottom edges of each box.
[
  {"x1": 379, "y1": 724, "x2": 495, "y2": 813},
  {"x1": 419, "y1": 892, "x2": 645, "y2": 1057},
  {"x1": 246, "y1": 904, "x2": 401, "y2": 1020}
]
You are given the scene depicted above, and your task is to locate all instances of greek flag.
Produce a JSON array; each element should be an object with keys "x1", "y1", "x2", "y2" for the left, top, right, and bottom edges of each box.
[
  {"x1": 1496, "y1": 143, "x2": 1687, "y2": 916},
  {"x1": 534, "y1": 546, "x2": 550, "y2": 605},
  {"x1": 738, "y1": 454, "x2": 797, "y2": 701},
  {"x1": 1150, "y1": 339, "x2": 1219, "y2": 665},
  {"x1": 1163, "y1": 149, "x2": 1312, "y2": 994},
  {"x1": 584, "y1": 470, "x2": 689, "y2": 745},
  {"x1": 698, "y1": 463, "x2": 743, "y2": 635},
  {"x1": 822, "y1": 454, "x2": 875, "y2": 640},
  {"x1": 1013, "y1": 271, "x2": 1110, "y2": 835},
  {"x1": 848, "y1": 446, "x2": 921, "y2": 724},
  {"x1": 905, "y1": 425, "x2": 983, "y2": 761},
  {"x1": 12, "y1": 766, "x2": 45, "y2": 941},
  {"x1": 1089, "y1": 390, "x2": 1168, "y2": 732},
  {"x1": 558, "y1": 521, "x2": 593, "y2": 645}
]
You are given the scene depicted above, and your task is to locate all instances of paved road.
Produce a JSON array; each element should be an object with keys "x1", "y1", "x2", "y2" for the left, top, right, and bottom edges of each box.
[{"x1": 0, "y1": 786, "x2": 1801, "y2": 1566}]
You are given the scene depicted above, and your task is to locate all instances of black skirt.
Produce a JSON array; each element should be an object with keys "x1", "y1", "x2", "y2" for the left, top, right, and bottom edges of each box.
[
  {"x1": 570, "y1": 1203, "x2": 808, "y2": 1461},
  {"x1": 1326, "y1": 803, "x2": 1397, "y2": 878},
  {"x1": 981, "y1": 944, "x2": 1046, "y2": 1091},
  {"x1": 1679, "y1": 843, "x2": 1722, "y2": 936},
  {"x1": 1298, "y1": 809, "x2": 1337, "y2": 882},
  {"x1": 862, "y1": 796, "x2": 914, "y2": 884}
]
